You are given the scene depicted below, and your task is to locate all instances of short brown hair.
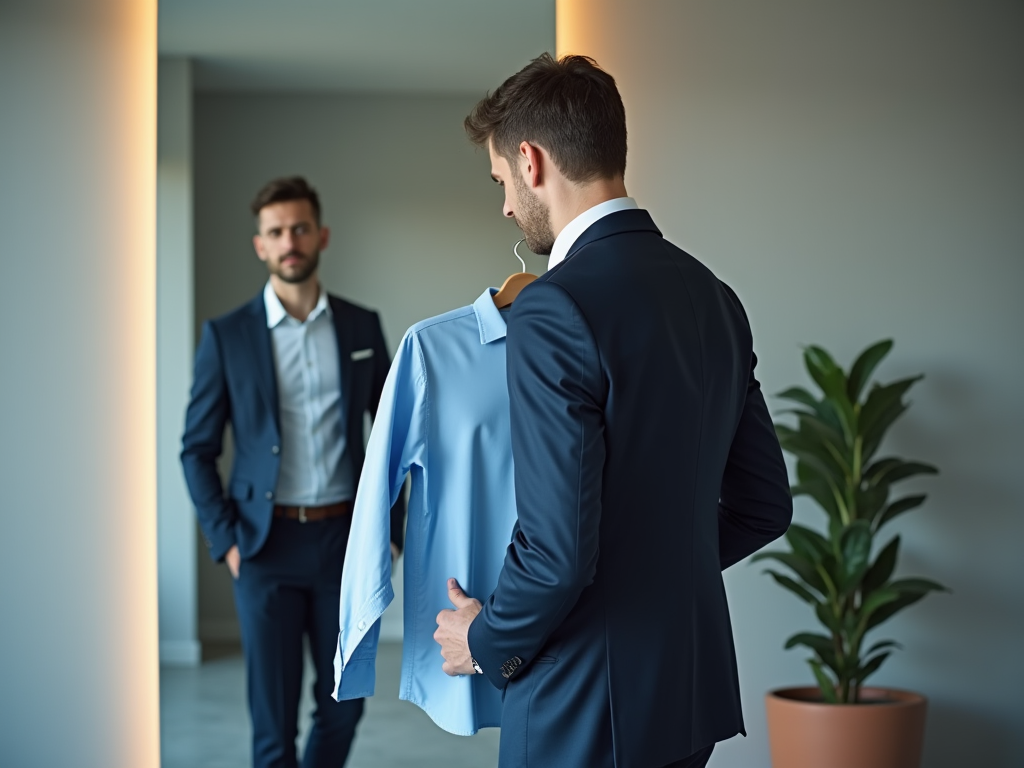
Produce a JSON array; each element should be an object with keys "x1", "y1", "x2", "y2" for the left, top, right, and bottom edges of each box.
[
  {"x1": 465, "y1": 53, "x2": 627, "y2": 183},
  {"x1": 250, "y1": 176, "x2": 322, "y2": 224}
]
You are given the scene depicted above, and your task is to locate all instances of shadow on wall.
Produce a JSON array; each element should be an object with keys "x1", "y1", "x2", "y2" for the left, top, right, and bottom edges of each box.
[
  {"x1": 926, "y1": 701, "x2": 1017, "y2": 768},
  {"x1": 885, "y1": 367, "x2": 1023, "y2": 768}
]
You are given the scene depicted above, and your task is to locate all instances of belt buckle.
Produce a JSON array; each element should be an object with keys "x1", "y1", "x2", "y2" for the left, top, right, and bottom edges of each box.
[{"x1": 298, "y1": 506, "x2": 307, "y2": 524}]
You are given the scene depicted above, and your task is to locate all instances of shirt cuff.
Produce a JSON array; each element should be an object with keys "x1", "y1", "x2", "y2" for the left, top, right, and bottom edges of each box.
[{"x1": 332, "y1": 618, "x2": 381, "y2": 701}]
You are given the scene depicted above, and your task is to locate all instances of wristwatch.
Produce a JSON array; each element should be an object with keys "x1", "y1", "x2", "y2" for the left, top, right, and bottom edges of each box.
[{"x1": 471, "y1": 657, "x2": 483, "y2": 675}]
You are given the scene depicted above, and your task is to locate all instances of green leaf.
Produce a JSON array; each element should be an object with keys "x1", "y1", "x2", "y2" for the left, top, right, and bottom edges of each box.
[
  {"x1": 776, "y1": 386, "x2": 821, "y2": 410},
  {"x1": 866, "y1": 639, "x2": 903, "y2": 655},
  {"x1": 798, "y1": 414, "x2": 853, "y2": 476},
  {"x1": 815, "y1": 601, "x2": 842, "y2": 634},
  {"x1": 864, "y1": 579, "x2": 947, "y2": 630},
  {"x1": 792, "y1": 481, "x2": 841, "y2": 520},
  {"x1": 785, "y1": 632, "x2": 835, "y2": 654},
  {"x1": 856, "y1": 652, "x2": 892, "y2": 684},
  {"x1": 861, "y1": 376, "x2": 922, "y2": 433},
  {"x1": 863, "y1": 458, "x2": 904, "y2": 487},
  {"x1": 766, "y1": 570, "x2": 821, "y2": 604},
  {"x1": 876, "y1": 495, "x2": 927, "y2": 529},
  {"x1": 861, "y1": 536, "x2": 900, "y2": 595},
  {"x1": 839, "y1": 521, "x2": 873, "y2": 592},
  {"x1": 751, "y1": 551, "x2": 828, "y2": 595},
  {"x1": 804, "y1": 346, "x2": 847, "y2": 401},
  {"x1": 877, "y1": 461, "x2": 938, "y2": 485},
  {"x1": 796, "y1": 461, "x2": 844, "y2": 521},
  {"x1": 786, "y1": 524, "x2": 831, "y2": 560},
  {"x1": 862, "y1": 403, "x2": 909, "y2": 463},
  {"x1": 855, "y1": 483, "x2": 889, "y2": 523},
  {"x1": 860, "y1": 376, "x2": 922, "y2": 460},
  {"x1": 803, "y1": 346, "x2": 856, "y2": 438},
  {"x1": 778, "y1": 427, "x2": 848, "y2": 484},
  {"x1": 890, "y1": 578, "x2": 949, "y2": 595},
  {"x1": 809, "y1": 659, "x2": 838, "y2": 703},
  {"x1": 847, "y1": 340, "x2": 893, "y2": 404},
  {"x1": 864, "y1": 458, "x2": 936, "y2": 488},
  {"x1": 776, "y1": 387, "x2": 844, "y2": 432},
  {"x1": 858, "y1": 588, "x2": 901, "y2": 623},
  {"x1": 785, "y1": 632, "x2": 839, "y2": 671}
]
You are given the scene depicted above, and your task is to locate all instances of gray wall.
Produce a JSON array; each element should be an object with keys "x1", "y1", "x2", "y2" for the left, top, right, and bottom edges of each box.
[
  {"x1": 192, "y1": 92, "x2": 535, "y2": 641},
  {"x1": 158, "y1": 57, "x2": 200, "y2": 665},
  {"x1": 560, "y1": 1, "x2": 1024, "y2": 766},
  {"x1": 0, "y1": 1, "x2": 161, "y2": 765}
]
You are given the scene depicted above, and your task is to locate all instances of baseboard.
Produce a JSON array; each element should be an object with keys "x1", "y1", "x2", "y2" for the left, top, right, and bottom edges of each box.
[
  {"x1": 200, "y1": 617, "x2": 242, "y2": 643},
  {"x1": 160, "y1": 639, "x2": 202, "y2": 666}
]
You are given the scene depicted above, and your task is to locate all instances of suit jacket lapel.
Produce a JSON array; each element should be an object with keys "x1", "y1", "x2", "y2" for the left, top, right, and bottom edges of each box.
[
  {"x1": 563, "y1": 208, "x2": 663, "y2": 263},
  {"x1": 245, "y1": 294, "x2": 281, "y2": 433},
  {"x1": 329, "y1": 296, "x2": 354, "y2": 422}
]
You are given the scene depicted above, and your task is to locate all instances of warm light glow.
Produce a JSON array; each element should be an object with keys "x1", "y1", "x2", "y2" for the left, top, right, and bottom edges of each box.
[
  {"x1": 118, "y1": 0, "x2": 160, "y2": 763},
  {"x1": 556, "y1": 0, "x2": 587, "y2": 58}
]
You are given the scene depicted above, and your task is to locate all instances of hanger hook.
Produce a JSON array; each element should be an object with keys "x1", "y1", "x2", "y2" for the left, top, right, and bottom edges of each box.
[{"x1": 513, "y1": 238, "x2": 527, "y2": 273}]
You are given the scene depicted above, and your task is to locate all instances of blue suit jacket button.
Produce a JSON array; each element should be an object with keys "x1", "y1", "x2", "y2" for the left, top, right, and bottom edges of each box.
[
  {"x1": 265, "y1": 491, "x2": 274, "y2": 500},
  {"x1": 271, "y1": 445, "x2": 280, "y2": 454}
]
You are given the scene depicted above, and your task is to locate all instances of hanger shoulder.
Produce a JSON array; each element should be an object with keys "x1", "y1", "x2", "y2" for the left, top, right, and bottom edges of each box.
[{"x1": 493, "y1": 272, "x2": 538, "y2": 309}]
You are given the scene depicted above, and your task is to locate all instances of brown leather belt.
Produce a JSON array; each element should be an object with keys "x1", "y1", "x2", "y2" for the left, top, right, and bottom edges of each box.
[{"x1": 273, "y1": 500, "x2": 353, "y2": 523}]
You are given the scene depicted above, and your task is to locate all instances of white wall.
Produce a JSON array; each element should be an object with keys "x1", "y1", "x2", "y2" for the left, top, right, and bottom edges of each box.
[
  {"x1": 157, "y1": 57, "x2": 201, "y2": 666},
  {"x1": 559, "y1": 1, "x2": 1024, "y2": 766},
  {"x1": 192, "y1": 92, "x2": 538, "y2": 641},
  {"x1": 0, "y1": 2, "x2": 161, "y2": 766}
]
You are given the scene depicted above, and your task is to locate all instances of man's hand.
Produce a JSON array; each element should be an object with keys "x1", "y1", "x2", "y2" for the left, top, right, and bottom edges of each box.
[
  {"x1": 391, "y1": 542, "x2": 400, "y2": 565},
  {"x1": 434, "y1": 578, "x2": 482, "y2": 676},
  {"x1": 225, "y1": 544, "x2": 241, "y2": 580}
]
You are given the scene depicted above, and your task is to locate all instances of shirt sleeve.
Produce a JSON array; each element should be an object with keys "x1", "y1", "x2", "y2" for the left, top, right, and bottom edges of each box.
[{"x1": 333, "y1": 328, "x2": 427, "y2": 700}]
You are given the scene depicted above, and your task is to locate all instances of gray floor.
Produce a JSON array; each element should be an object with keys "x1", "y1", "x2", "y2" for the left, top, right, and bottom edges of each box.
[{"x1": 160, "y1": 641, "x2": 500, "y2": 768}]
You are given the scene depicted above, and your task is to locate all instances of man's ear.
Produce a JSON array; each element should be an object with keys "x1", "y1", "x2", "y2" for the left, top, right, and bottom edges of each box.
[
  {"x1": 318, "y1": 225, "x2": 331, "y2": 251},
  {"x1": 253, "y1": 234, "x2": 268, "y2": 263},
  {"x1": 518, "y1": 141, "x2": 544, "y2": 189}
]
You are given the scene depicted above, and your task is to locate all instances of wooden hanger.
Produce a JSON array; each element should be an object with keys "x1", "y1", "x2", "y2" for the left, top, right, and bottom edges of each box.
[{"x1": 493, "y1": 238, "x2": 538, "y2": 309}]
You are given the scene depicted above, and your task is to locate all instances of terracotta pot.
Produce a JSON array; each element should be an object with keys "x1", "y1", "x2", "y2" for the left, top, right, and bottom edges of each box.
[{"x1": 765, "y1": 686, "x2": 927, "y2": 768}]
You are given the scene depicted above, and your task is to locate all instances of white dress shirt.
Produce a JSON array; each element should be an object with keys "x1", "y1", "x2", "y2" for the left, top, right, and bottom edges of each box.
[
  {"x1": 264, "y1": 281, "x2": 354, "y2": 506},
  {"x1": 547, "y1": 196, "x2": 639, "y2": 270}
]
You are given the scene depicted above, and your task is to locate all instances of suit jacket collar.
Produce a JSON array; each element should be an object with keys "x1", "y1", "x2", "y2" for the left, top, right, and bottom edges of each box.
[
  {"x1": 243, "y1": 293, "x2": 281, "y2": 432},
  {"x1": 562, "y1": 208, "x2": 663, "y2": 264},
  {"x1": 328, "y1": 295, "x2": 354, "y2": 421}
]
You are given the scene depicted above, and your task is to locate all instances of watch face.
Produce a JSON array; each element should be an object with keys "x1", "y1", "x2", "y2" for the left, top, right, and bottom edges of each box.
[{"x1": 471, "y1": 657, "x2": 483, "y2": 675}]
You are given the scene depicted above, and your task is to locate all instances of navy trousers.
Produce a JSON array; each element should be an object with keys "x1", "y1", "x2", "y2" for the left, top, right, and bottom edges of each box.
[{"x1": 233, "y1": 514, "x2": 364, "y2": 768}]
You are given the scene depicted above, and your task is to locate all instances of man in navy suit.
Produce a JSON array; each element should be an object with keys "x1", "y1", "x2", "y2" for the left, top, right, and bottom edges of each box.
[
  {"x1": 181, "y1": 177, "x2": 405, "y2": 768},
  {"x1": 435, "y1": 55, "x2": 793, "y2": 768}
]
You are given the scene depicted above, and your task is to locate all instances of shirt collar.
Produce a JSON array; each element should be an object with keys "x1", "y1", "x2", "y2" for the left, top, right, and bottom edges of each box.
[
  {"x1": 547, "y1": 197, "x2": 638, "y2": 270},
  {"x1": 263, "y1": 281, "x2": 331, "y2": 328},
  {"x1": 473, "y1": 288, "x2": 508, "y2": 345}
]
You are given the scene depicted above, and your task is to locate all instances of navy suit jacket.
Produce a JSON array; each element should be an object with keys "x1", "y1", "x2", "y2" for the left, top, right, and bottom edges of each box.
[
  {"x1": 181, "y1": 292, "x2": 406, "y2": 562},
  {"x1": 467, "y1": 210, "x2": 793, "y2": 768}
]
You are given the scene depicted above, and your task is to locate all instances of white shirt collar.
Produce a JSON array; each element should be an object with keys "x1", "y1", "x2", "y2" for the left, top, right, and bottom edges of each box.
[
  {"x1": 547, "y1": 197, "x2": 638, "y2": 270},
  {"x1": 263, "y1": 281, "x2": 331, "y2": 328}
]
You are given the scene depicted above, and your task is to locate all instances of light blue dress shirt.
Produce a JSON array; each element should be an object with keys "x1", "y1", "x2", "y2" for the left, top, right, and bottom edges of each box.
[
  {"x1": 264, "y1": 282, "x2": 354, "y2": 505},
  {"x1": 332, "y1": 288, "x2": 517, "y2": 735}
]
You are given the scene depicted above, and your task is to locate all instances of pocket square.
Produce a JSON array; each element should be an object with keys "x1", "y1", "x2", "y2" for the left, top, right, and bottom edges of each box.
[{"x1": 350, "y1": 348, "x2": 374, "y2": 361}]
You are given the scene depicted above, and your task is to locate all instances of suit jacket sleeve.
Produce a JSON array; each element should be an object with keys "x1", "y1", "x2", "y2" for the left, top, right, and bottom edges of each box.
[
  {"x1": 367, "y1": 311, "x2": 408, "y2": 554},
  {"x1": 180, "y1": 321, "x2": 238, "y2": 562},
  {"x1": 468, "y1": 281, "x2": 606, "y2": 689},
  {"x1": 717, "y1": 352, "x2": 793, "y2": 569}
]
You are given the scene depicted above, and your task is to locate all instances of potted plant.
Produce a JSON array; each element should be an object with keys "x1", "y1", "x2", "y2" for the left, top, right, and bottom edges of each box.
[{"x1": 756, "y1": 340, "x2": 947, "y2": 768}]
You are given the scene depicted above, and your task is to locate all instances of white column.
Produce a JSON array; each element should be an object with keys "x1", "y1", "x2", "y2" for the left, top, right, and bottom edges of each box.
[
  {"x1": 158, "y1": 57, "x2": 200, "y2": 666},
  {"x1": 0, "y1": 2, "x2": 160, "y2": 766}
]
